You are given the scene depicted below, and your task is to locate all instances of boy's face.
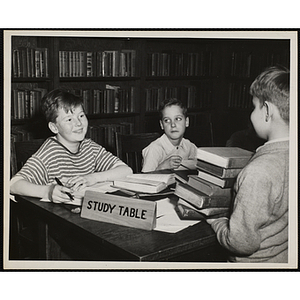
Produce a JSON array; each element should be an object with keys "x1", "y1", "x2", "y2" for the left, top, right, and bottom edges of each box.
[
  {"x1": 250, "y1": 97, "x2": 267, "y2": 140},
  {"x1": 160, "y1": 105, "x2": 189, "y2": 142},
  {"x1": 50, "y1": 104, "x2": 88, "y2": 145}
]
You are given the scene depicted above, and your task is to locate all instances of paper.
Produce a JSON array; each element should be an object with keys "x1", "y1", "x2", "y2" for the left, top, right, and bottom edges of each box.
[{"x1": 154, "y1": 198, "x2": 200, "y2": 233}]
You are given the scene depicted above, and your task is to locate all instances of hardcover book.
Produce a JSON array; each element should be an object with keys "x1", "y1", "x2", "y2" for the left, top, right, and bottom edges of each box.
[
  {"x1": 196, "y1": 159, "x2": 243, "y2": 178},
  {"x1": 187, "y1": 175, "x2": 232, "y2": 197},
  {"x1": 174, "y1": 169, "x2": 198, "y2": 184},
  {"x1": 174, "y1": 182, "x2": 231, "y2": 209},
  {"x1": 177, "y1": 198, "x2": 230, "y2": 219},
  {"x1": 197, "y1": 170, "x2": 236, "y2": 188},
  {"x1": 175, "y1": 203, "x2": 206, "y2": 220},
  {"x1": 196, "y1": 147, "x2": 253, "y2": 169}
]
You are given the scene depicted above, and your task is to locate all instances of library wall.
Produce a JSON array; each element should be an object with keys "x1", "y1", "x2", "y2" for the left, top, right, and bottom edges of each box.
[{"x1": 11, "y1": 36, "x2": 290, "y2": 151}]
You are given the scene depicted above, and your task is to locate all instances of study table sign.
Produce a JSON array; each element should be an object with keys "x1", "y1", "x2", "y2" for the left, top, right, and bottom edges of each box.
[{"x1": 81, "y1": 190, "x2": 157, "y2": 230}]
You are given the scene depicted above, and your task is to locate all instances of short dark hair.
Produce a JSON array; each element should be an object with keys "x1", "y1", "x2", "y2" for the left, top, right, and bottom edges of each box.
[
  {"x1": 250, "y1": 66, "x2": 290, "y2": 124},
  {"x1": 159, "y1": 98, "x2": 187, "y2": 119},
  {"x1": 41, "y1": 88, "x2": 84, "y2": 123}
]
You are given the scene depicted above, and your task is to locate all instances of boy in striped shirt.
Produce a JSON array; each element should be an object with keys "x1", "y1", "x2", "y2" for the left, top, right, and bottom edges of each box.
[{"x1": 10, "y1": 89, "x2": 132, "y2": 203}]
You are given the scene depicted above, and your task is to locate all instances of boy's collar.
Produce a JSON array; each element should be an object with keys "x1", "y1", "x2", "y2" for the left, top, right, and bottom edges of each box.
[
  {"x1": 256, "y1": 137, "x2": 289, "y2": 152},
  {"x1": 265, "y1": 137, "x2": 289, "y2": 145},
  {"x1": 161, "y1": 134, "x2": 184, "y2": 151}
]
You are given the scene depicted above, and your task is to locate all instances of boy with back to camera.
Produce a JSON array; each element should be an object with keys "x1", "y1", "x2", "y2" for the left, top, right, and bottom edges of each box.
[
  {"x1": 207, "y1": 66, "x2": 290, "y2": 263},
  {"x1": 142, "y1": 98, "x2": 197, "y2": 172},
  {"x1": 10, "y1": 88, "x2": 133, "y2": 203}
]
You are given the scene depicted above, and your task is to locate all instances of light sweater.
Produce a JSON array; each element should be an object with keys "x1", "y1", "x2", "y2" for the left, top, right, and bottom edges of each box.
[{"x1": 210, "y1": 140, "x2": 289, "y2": 263}]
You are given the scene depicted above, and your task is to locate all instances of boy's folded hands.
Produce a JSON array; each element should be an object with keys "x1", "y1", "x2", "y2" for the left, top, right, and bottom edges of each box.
[{"x1": 162, "y1": 155, "x2": 182, "y2": 170}]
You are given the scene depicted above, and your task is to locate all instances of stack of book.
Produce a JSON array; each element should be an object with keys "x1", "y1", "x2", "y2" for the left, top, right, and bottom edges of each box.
[{"x1": 175, "y1": 147, "x2": 253, "y2": 220}]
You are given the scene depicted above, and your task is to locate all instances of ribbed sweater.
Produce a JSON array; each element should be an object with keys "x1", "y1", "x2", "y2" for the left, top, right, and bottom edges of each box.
[{"x1": 210, "y1": 140, "x2": 289, "y2": 263}]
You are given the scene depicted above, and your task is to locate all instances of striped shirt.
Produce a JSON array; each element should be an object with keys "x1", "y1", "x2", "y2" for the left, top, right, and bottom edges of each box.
[{"x1": 14, "y1": 137, "x2": 124, "y2": 185}]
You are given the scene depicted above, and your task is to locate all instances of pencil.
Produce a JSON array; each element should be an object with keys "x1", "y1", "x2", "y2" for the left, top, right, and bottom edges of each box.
[{"x1": 55, "y1": 177, "x2": 74, "y2": 201}]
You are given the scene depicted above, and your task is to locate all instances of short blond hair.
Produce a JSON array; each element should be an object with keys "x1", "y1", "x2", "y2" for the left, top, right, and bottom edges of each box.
[{"x1": 250, "y1": 66, "x2": 290, "y2": 124}]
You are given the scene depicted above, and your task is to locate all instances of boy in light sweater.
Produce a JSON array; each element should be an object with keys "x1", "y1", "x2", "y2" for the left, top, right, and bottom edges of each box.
[{"x1": 207, "y1": 66, "x2": 290, "y2": 263}]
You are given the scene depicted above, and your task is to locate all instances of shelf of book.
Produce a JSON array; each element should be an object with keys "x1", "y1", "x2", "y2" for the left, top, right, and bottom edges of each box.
[
  {"x1": 59, "y1": 76, "x2": 140, "y2": 82},
  {"x1": 10, "y1": 35, "x2": 290, "y2": 150},
  {"x1": 221, "y1": 39, "x2": 290, "y2": 112}
]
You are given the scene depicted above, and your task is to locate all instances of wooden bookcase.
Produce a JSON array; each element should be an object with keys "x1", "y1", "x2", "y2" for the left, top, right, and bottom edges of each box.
[
  {"x1": 11, "y1": 35, "x2": 290, "y2": 150},
  {"x1": 210, "y1": 38, "x2": 289, "y2": 145}
]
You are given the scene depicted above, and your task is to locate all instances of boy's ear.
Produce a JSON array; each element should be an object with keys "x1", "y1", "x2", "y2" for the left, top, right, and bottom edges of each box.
[
  {"x1": 159, "y1": 120, "x2": 164, "y2": 130},
  {"x1": 264, "y1": 101, "x2": 272, "y2": 122},
  {"x1": 185, "y1": 116, "x2": 189, "y2": 127},
  {"x1": 48, "y1": 122, "x2": 58, "y2": 134}
]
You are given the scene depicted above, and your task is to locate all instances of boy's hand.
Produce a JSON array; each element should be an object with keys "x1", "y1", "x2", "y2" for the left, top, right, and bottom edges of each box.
[
  {"x1": 51, "y1": 185, "x2": 75, "y2": 203},
  {"x1": 163, "y1": 155, "x2": 182, "y2": 170},
  {"x1": 64, "y1": 176, "x2": 88, "y2": 192}
]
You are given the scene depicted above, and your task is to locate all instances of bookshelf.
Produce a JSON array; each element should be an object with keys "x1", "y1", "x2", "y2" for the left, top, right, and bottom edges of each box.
[
  {"x1": 141, "y1": 38, "x2": 219, "y2": 136},
  {"x1": 211, "y1": 39, "x2": 290, "y2": 145},
  {"x1": 11, "y1": 36, "x2": 290, "y2": 150}
]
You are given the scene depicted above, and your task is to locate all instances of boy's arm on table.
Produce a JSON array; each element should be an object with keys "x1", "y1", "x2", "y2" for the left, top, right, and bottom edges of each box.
[
  {"x1": 10, "y1": 164, "x2": 132, "y2": 203},
  {"x1": 10, "y1": 176, "x2": 74, "y2": 203},
  {"x1": 79, "y1": 164, "x2": 132, "y2": 186}
]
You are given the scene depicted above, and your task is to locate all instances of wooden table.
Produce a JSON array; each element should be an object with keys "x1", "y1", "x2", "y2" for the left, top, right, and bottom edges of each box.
[{"x1": 10, "y1": 195, "x2": 228, "y2": 262}]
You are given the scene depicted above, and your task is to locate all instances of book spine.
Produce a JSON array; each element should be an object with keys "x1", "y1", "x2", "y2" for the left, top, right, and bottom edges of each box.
[
  {"x1": 21, "y1": 48, "x2": 27, "y2": 78},
  {"x1": 16, "y1": 49, "x2": 22, "y2": 77},
  {"x1": 79, "y1": 51, "x2": 84, "y2": 77},
  {"x1": 75, "y1": 51, "x2": 80, "y2": 77},
  {"x1": 86, "y1": 51, "x2": 93, "y2": 77},
  {"x1": 72, "y1": 51, "x2": 77, "y2": 77},
  {"x1": 197, "y1": 171, "x2": 236, "y2": 188},
  {"x1": 59, "y1": 51, "x2": 62, "y2": 77},
  {"x1": 35, "y1": 50, "x2": 40, "y2": 78},
  {"x1": 39, "y1": 49, "x2": 45, "y2": 77},
  {"x1": 12, "y1": 50, "x2": 18, "y2": 77},
  {"x1": 196, "y1": 164, "x2": 242, "y2": 178},
  {"x1": 44, "y1": 48, "x2": 49, "y2": 77},
  {"x1": 97, "y1": 51, "x2": 103, "y2": 76},
  {"x1": 187, "y1": 175, "x2": 232, "y2": 197},
  {"x1": 131, "y1": 50, "x2": 136, "y2": 76},
  {"x1": 26, "y1": 48, "x2": 31, "y2": 77}
]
